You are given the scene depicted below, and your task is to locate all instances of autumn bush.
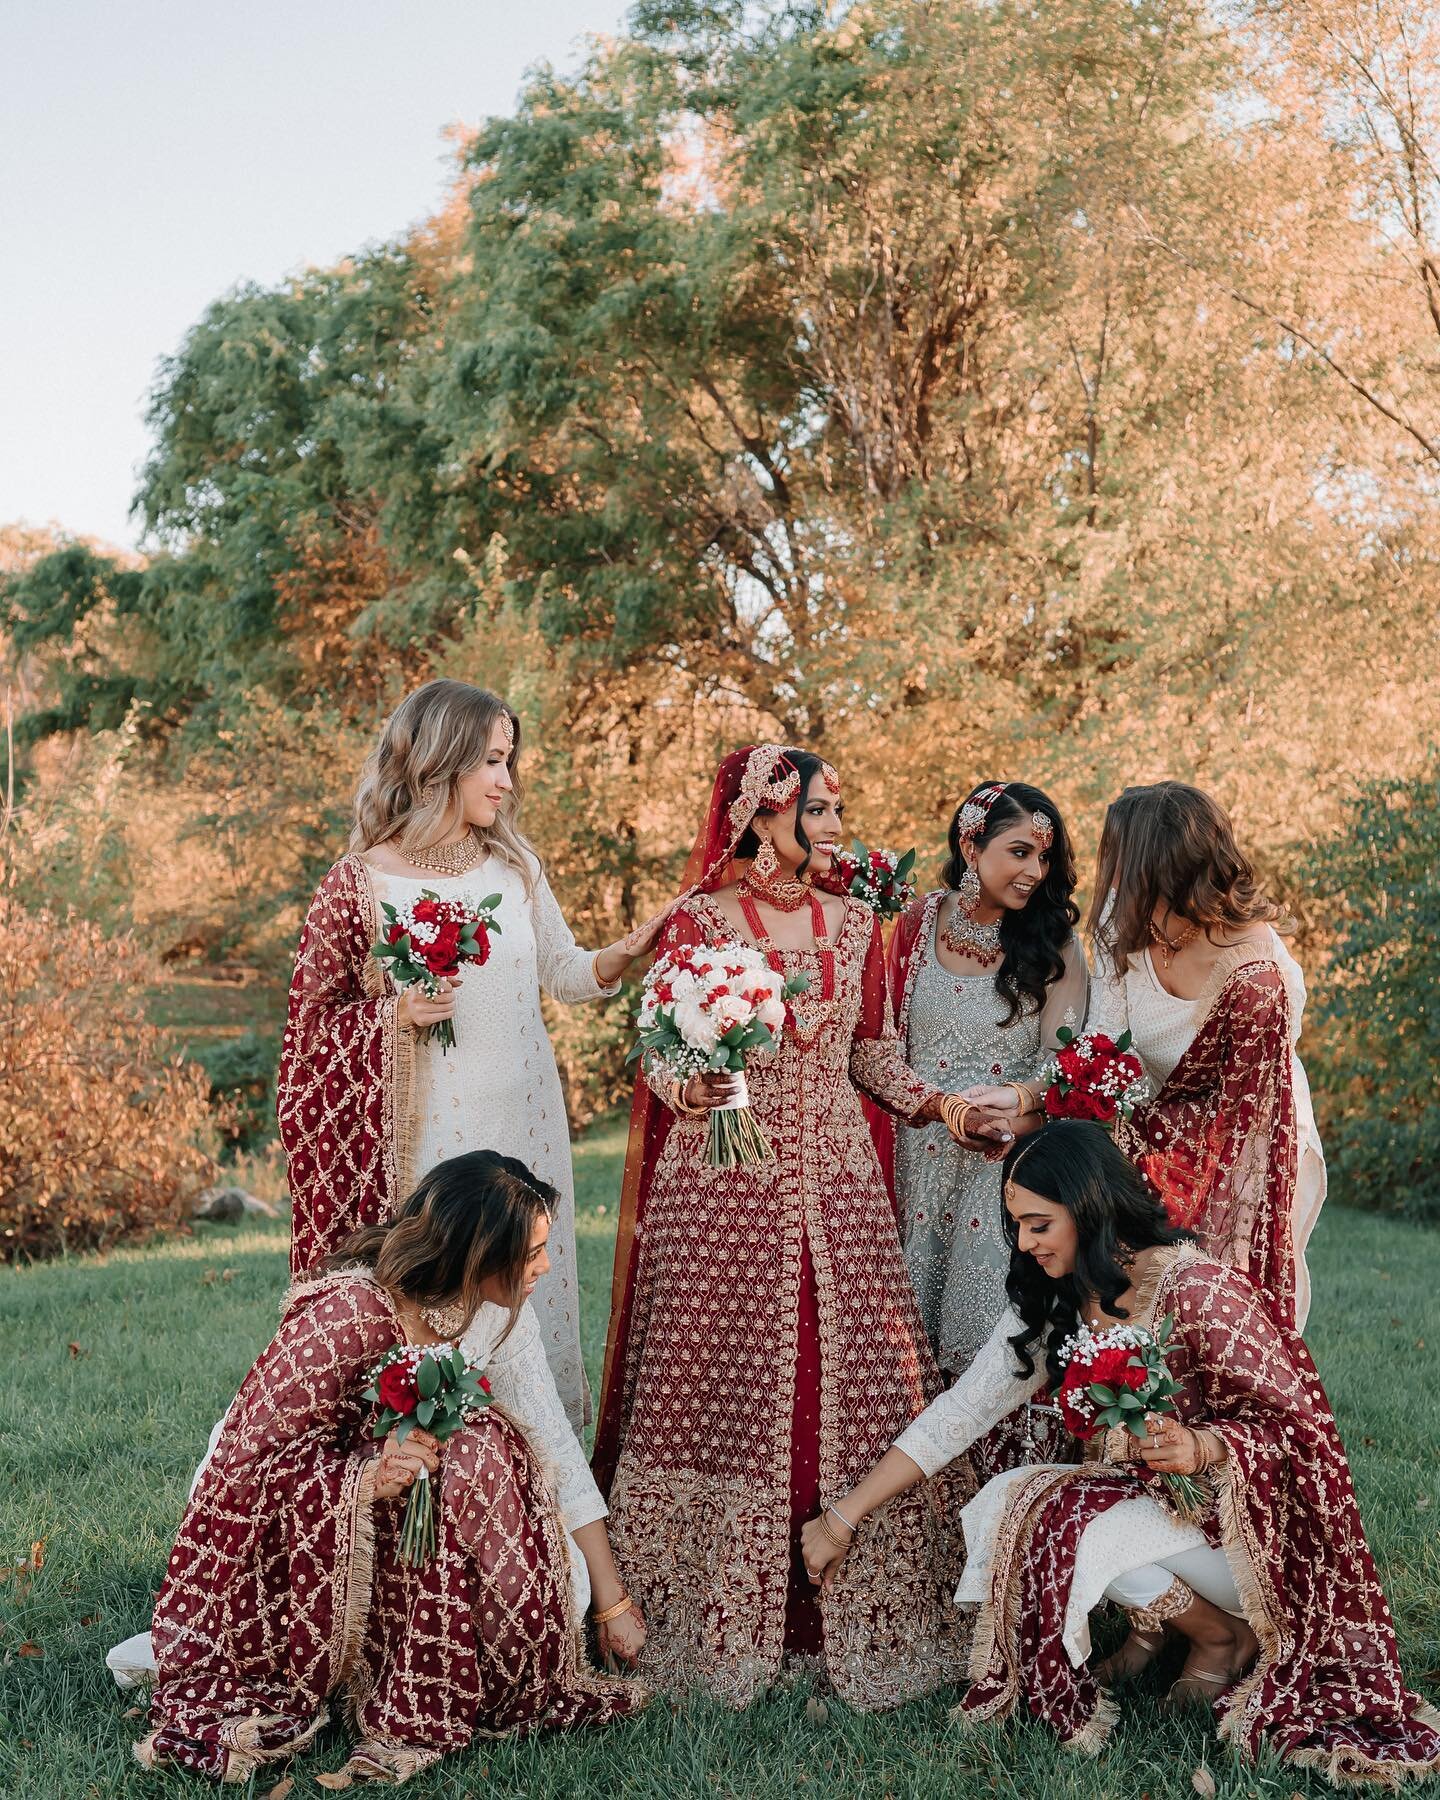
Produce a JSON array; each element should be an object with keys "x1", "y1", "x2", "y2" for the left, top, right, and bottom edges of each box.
[{"x1": 0, "y1": 900, "x2": 218, "y2": 1259}]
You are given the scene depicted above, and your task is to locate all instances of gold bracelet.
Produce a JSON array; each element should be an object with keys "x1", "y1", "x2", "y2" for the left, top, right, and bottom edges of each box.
[
  {"x1": 940, "y1": 1095, "x2": 974, "y2": 1140},
  {"x1": 1006, "y1": 1081, "x2": 1037, "y2": 1116},
  {"x1": 592, "y1": 1594, "x2": 635, "y2": 1625},
  {"x1": 817, "y1": 1515, "x2": 849, "y2": 1550},
  {"x1": 592, "y1": 950, "x2": 616, "y2": 989},
  {"x1": 670, "y1": 1078, "x2": 704, "y2": 1118}
]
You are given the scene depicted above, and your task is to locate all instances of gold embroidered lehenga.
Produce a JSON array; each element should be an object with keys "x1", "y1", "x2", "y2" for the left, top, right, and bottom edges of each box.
[{"x1": 591, "y1": 746, "x2": 971, "y2": 1710}]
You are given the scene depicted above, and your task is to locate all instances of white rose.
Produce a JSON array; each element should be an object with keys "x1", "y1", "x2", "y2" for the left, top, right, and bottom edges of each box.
[
  {"x1": 757, "y1": 996, "x2": 787, "y2": 1032},
  {"x1": 670, "y1": 969, "x2": 701, "y2": 1001},
  {"x1": 672, "y1": 992, "x2": 721, "y2": 1052},
  {"x1": 715, "y1": 992, "x2": 754, "y2": 1030}
]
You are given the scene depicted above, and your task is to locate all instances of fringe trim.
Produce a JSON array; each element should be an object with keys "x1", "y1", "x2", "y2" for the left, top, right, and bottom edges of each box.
[
  {"x1": 1061, "y1": 1687, "x2": 1122, "y2": 1757},
  {"x1": 1209, "y1": 1436, "x2": 1285, "y2": 1761},
  {"x1": 336, "y1": 1452, "x2": 379, "y2": 1685},
  {"x1": 345, "y1": 1736, "x2": 446, "y2": 1784},
  {"x1": 350, "y1": 853, "x2": 416, "y2": 1212}
]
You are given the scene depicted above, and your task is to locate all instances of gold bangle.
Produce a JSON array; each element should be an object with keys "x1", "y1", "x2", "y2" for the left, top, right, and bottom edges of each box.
[
  {"x1": 940, "y1": 1095, "x2": 973, "y2": 1140},
  {"x1": 592, "y1": 1594, "x2": 635, "y2": 1625},
  {"x1": 670, "y1": 1078, "x2": 704, "y2": 1118},
  {"x1": 1006, "y1": 1082, "x2": 1036, "y2": 1116},
  {"x1": 592, "y1": 950, "x2": 615, "y2": 988}
]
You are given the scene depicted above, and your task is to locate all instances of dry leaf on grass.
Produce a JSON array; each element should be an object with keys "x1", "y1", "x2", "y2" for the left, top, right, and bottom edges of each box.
[
  {"x1": 67, "y1": 1342, "x2": 86, "y2": 1358},
  {"x1": 123, "y1": 1706, "x2": 143, "y2": 1719},
  {"x1": 265, "y1": 1777, "x2": 294, "y2": 1800},
  {"x1": 1191, "y1": 1768, "x2": 1217, "y2": 1797},
  {"x1": 805, "y1": 1696, "x2": 829, "y2": 1724},
  {"x1": 18, "y1": 1641, "x2": 44, "y2": 1656},
  {"x1": 315, "y1": 1774, "x2": 353, "y2": 1792}
]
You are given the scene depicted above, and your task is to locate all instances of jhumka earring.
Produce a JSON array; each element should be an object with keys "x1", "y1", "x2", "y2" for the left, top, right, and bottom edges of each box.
[
  {"x1": 751, "y1": 836, "x2": 781, "y2": 881},
  {"x1": 956, "y1": 863, "x2": 982, "y2": 917}
]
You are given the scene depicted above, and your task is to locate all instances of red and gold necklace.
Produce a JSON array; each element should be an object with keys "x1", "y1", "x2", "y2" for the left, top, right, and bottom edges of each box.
[{"x1": 737, "y1": 887, "x2": 836, "y2": 1043}]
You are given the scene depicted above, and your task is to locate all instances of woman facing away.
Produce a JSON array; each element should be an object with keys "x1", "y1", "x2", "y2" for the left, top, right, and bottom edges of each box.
[
  {"x1": 1087, "y1": 782, "x2": 1326, "y2": 1329},
  {"x1": 276, "y1": 679, "x2": 669, "y2": 1427},
  {"x1": 802, "y1": 1123, "x2": 1440, "y2": 1787},
  {"x1": 592, "y1": 744, "x2": 980, "y2": 1710},
  {"x1": 888, "y1": 781, "x2": 1088, "y2": 1397},
  {"x1": 137, "y1": 1152, "x2": 647, "y2": 1786}
]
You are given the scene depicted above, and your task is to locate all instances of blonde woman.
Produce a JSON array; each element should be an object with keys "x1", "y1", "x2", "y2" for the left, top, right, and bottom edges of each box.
[{"x1": 277, "y1": 679, "x2": 667, "y2": 1427}]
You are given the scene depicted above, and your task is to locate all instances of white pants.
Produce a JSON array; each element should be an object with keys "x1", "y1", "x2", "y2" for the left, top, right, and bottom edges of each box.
[{"x1": 1104, "y1": 1542, "x2": 1241, "y2": 1615}]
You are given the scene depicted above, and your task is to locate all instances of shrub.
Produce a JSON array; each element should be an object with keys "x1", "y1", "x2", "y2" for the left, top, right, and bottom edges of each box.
[
  {"x1": 0, "y1": 901, "x2": 218, "y2": 1258},
  {"x1": 195, "y1": 1029, "x2": 279, "y2": 1154},
  {"x1": 1304, "y1": 760, "x2": 1440, "y2": 1221}
]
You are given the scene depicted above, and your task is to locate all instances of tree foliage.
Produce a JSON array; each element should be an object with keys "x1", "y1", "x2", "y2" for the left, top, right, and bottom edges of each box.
[{"x1": 3, "y1": 0, "x2": 1440, "y2": 1149}]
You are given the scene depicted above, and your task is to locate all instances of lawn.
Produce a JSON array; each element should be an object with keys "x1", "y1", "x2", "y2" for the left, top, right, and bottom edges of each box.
[{"x1": 2, "y1": 1120, "x2": 1437, "y2": 1800}]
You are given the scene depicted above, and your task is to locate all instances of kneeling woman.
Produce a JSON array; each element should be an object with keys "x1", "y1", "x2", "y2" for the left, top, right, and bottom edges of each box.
[
  {"x1": 138, "y1": 1153, "x2": 646, "y2": 1785},
  {"x1": 802, "y1": 1124, "x2": 1440, "y2": 1786}
]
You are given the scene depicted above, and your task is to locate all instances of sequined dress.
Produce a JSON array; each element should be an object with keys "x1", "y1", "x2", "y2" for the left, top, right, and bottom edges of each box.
[{"x1": 893, "y1": 893, "x2": 1088, "y2": 1377}]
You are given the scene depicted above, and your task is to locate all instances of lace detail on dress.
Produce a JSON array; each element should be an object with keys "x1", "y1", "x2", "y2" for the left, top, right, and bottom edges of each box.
[
  {"x1": 893, "y1": 1309, "x2": 1046, "y2": 1479},
  {"x1": 460, "y1": 1302, "x2": 606, "y2": 1536}
]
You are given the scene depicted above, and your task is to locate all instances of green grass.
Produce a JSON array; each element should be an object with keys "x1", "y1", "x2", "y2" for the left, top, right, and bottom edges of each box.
[{"x1": 2, "y1": 1124, "x2": 1438, "y2": 1799}]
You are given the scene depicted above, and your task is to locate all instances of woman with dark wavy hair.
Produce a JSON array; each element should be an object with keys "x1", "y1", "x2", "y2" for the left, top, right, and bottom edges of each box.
[
  {"x1": 887, "y1": 782, "x2": 1088, "y2": 1430},
  {"x1": 800, "y1": 1123, "x2": 1440, "y2": 1784},
  {"x1": 135, "y1": 1152, "x2": 646, "y2": 1786},
  {"x1": 1087, "y1": 781, "x2": 1326, "y2": 1329}
]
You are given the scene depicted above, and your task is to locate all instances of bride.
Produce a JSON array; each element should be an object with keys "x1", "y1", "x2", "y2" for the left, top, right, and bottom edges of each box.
[{"x1": 592, "y1": 743, "x2": 984, "y2": 1710}]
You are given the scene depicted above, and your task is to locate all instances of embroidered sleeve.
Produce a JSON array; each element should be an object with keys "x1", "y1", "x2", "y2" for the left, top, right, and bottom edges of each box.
[
  {"x1": 893, "y1": 1308, "x2": 1045, "y2": 1477},
  {"x1": 532, "y1": 869, "x2": 619, "y2": 1004},
  {"x1": 850, "y1": 912, "x2": 938, "y2": 1121},
  {"x1": 480, "y1": 1303, "x2": 607, "y2": 1535}
]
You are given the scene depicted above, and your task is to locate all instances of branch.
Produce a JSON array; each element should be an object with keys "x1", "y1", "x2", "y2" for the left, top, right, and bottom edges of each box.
[{"x1": 1127, "y1": 205, "x2": 1440, "y2": 464}]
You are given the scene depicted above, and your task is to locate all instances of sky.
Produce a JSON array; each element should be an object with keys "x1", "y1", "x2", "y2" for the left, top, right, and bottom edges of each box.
[{"x1": 0, "y1": 1, "x2": 628, "y2": 552}]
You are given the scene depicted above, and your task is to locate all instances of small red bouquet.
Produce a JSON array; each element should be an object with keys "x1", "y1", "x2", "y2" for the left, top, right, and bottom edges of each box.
[
  {"x1": 372, "y1": 888, "x2": 502, "y2": 1053},
  {"x1": 1056, "y1": 1315, "x2": 1206, "y2": 1518},
  {"x1": 364, "y1": 1342, "x2": 493, "y2": 1565},
  {"x1": 1042, "y1": 1026, "x2": 1149, "y2": 1127},
  {"x1": 826, "y1": 842, "x2": 918, "y2": 920}
]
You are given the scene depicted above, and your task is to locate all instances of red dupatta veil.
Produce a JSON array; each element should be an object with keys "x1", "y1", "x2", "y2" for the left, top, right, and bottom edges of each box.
[{"x1": 593, "y1": 745, "x2": 892, "y2": 1487}]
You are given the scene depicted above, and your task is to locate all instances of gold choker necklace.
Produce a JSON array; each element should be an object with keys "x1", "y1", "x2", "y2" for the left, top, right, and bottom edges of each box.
[
  {"x1": 405, "y1": 830, "x2": 484, "y2": 877},
  {"x1": 740, "y1": 870, "x2": 811, "y2": 912}
]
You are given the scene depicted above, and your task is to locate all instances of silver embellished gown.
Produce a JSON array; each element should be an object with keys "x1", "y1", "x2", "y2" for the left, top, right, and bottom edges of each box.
[{"x1": 894, "y1": 893, "x2": 1088, "y2": 1378}]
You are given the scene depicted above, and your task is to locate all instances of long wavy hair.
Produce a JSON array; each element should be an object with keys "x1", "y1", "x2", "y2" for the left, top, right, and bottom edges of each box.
[
  {"x1": 735, "y1": 748, "x2": 834, "y2": 880},
  {"x1": 1088, "y1": 781, "x2": 1281, "y2": 976},
  {"x1": 333, "y1": 1150, "x2": 554, "y2": 1343},
  {"x1": 350, "y1": 680, "x2": 539, "y2": 897},
  {"x1": 1000, "y1": 1122, "x2": 1193, "y2": 1386},
  {"x1": 941, "y1": 780, "x2": 1078, "y2": 1026}
]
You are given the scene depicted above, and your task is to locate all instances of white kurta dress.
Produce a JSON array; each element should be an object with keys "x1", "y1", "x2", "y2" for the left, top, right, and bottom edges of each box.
[
  {"x1": 894, "y1": 1294, "x2": 1230, "y2": 1665},
  {"x1": 372, "y1": 854, "x2": 618, "y2": 1430},
  {"x1": 1087, "y1": 926, "x2": 1326, "y2": 1328}
]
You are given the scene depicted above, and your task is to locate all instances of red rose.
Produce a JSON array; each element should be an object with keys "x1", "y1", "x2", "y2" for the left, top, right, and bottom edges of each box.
[
  {"x1": 472, "y1": 927, "x2": 491, "y2": 967},
  {"x1": 479, "y1": 1376, "x2": 492, "y2": 1396},
  {"x1": 412, "y1": 898, "x2": 440, "y2": 924},
  {"x1": 1056, "y1": 1365, "x2": 1100, "y2": 1440},
  {"x1": 1084, "y1": 1345, "x2": 1147, "y2": 1393},
  {"x1": 1056, "y1": 1045, "x2": 1085, "y2": 1081},
  {"x1": 1087, "y1": 1033, "x2": 1116, "y2": 1054},
  {"x1": 377, "y1": 1362, "x2": 419, "y2": 1415}
]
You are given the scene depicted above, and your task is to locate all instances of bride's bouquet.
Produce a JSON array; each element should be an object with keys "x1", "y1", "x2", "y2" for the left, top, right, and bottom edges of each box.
[
  {"x1": 1055, "y1": 1315, "x2": 1206, "y2": 1519},
  {"x1": 826, "y1": 842, "x2": 918, "y2": 919},
  {"x1": 631, "y1": 945, "x2": 809, "y2": 1167},
  {"x1": 1041, "y1": 1026, "x2": 1149, "y2": 1127},
  {"x1": 372, "y1": 888, "x2": 502, "y2": 1053}
]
